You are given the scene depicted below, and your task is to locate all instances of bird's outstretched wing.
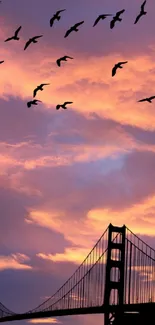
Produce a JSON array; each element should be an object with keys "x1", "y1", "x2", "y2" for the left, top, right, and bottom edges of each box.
[
  {"x1": 93, "y1": 16, "x2": 101, "y2": 27},
  {"x1": 50, "y1": 17, "x2": 55, "y2": 27},
  {"x1": 141, "y1": 0, "x2": 146, "y2": 11},
  {"x1": 64, "y1": 28, "x2": 72, "y2": 38},
  {"x1": 74, "y1": 21, "x2": 84, "y2": 28},
  {"x1": 65, "y1": 56, "x2": 73, "y2": 59},
  {"x1": 56, "y1": 9, "x2": 66, "y2": 15},
  {"x1": 33, "y1": 87, "x2": 38, "y2": 98},
  {"x1": 110, "y1": 19, "x2": 115, "y2": 29},
  {"x1": 0, "y1": 60, "x2": 4, "y2": 64},
  {"x1": 27, "y1": 101, "x2": 32, "y2": 107},
  {"x1": 116, "y1": 9, "x2": 125, "y2": 16},
  {"x1": 119, "y1": 61, "x2": 128, "y2": 65},
  {"x1": 24, "y1": 39, "x2": 31, "y2": 50},
  {"x1": 40, "y1": 83, "x2": 50, "y2": 87},
  {"x1": 112, "y1": 65, "x2": 117, "y2": 76},
  {"x1": 134, "y1": 14, "x2": 141, "y2": 24},
  {"x1": 4, "y1": 36, "x2": 13, "y2": 42},
  {"x1": 65, "y1": 56, "x2": 73, "y2": 61},
  {"x1": 63, "y1": 101, "x2": 73, "y2": 105},
  {"x1": 14, "y1": 26, "x2": 22, "y2": 37},
  {"x1": 56, "y1": 58, "x2": 62, "y2": 66},
  {"x1": 138, "y1": 98, "x2": 147, "y2": 102},
  {"x1": 33, "y1": 35, "x2": 43, "y2": 40},
  {"x1": 149, "y1": 96, "x2": 155, "y2": 100}
]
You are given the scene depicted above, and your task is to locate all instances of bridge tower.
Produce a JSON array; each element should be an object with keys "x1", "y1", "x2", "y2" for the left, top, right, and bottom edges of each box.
[{"x1": 104, "y1": 224, "x2": 126, "y2": 325}]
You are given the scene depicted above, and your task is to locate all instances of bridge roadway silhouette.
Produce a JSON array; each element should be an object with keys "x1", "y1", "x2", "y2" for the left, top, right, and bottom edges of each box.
[{"x1": 0, "y1": 224, "x2": 155, "y2": 325}]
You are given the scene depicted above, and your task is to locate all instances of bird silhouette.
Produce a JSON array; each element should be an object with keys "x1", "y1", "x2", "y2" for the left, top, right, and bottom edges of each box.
[
  {"x1": 112, "y1": 61, "x2": 128, "y2": 76},
  {"x1": 64, "y1": 21, "x2": 84, "y2": 38},
  {"x1": 56, "y1": 56, "x2": 73, "y2": 67},
  {"x1": 27, "y1": 99, "x2": 42, "y2": 108},
  {"x1": 93, "y1": 14, "x2": 112, "y2": 27},
  {"x1": 56, "y1": 101, "x2": 73, "y2": 110},
  {"x1": 4, "y1": 26, "x2": 22, "y2": 42},
  {"x1": 138, "y1": 96, "x2": 155, "y2": 103},
  {"x1": 0, "y1": 60, "x2": 4, "y2": 64},
  {"x1": 110, "y1": 10, "x2": 125, "y2": 29},
  {"x1": 50, "y1": 9, "x2": 66, "y2": 27},
  {"x1": 33, "y1": 83, "x2": 50, "y2": 97},
  {"x1": 134, "y1": 1, "x2": 147, "y2": 24},
  {"x1": 24, "y1": 35, "x2": 43, "y2": 50}
]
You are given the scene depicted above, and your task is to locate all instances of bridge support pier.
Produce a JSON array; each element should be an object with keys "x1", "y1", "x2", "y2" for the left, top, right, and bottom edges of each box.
[{"x1": 104, "y1": 224, "x2": 126, "y2": 325}]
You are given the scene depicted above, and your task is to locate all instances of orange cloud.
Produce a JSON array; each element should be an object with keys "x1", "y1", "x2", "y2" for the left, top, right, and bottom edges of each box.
[
  {"x1": 25, "y1": 193, "x2": 155, "y2": 265},
  {"x1": 37, "y1": 248, "x2": 91, "y2": 264},
  {"x1": 0, "y1": 253, "x2": 32, "y2": 270},
  {"x1": 87, "y1": 194, "x2": 155, "y2": 236},
  {"x1": 0, "y1": 34, "x2": 155, "y2": 131},
  {"x1": 27, "y1": 318, "x2": 61, "y2": 324},
  {"x1": 37, "y1": 248, "x2": 107, "y2": 265},
  {"x1": 0, "y1": 139, "x2": 131, "y2": 173},
  {"x1": 25, "y1": 208, "x2": 99, "y2": 251},
  {"x1": 0, "y1": 135, "x2": 155, "y2": 180}
]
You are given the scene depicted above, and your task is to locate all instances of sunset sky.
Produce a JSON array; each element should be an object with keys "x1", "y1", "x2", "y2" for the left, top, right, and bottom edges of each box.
[{"x1": 0, "y1": 0, "x2": 155, "y2": 324}]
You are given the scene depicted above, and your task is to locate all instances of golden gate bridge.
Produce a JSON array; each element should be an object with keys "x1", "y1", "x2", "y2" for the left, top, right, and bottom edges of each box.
[{"x1": 0, "y1": 224, "x2": 155, "y2": 325}]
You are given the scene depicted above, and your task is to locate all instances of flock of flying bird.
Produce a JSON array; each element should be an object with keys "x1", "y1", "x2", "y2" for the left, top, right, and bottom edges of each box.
[{"x1": 1, "y1": 0, "x2": 154, "y2": 108}]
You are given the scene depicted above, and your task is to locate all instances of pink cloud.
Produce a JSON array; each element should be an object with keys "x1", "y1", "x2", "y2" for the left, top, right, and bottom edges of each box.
[
  {"x1": 0, "y1": 253, "x2": 32, "y2": 271},
  {"x1": 0, "y1": 0, "x2": 155, "y2": 319},
  {"x1": 0, "y1": 15, "x2": 155, "y2": 132}
]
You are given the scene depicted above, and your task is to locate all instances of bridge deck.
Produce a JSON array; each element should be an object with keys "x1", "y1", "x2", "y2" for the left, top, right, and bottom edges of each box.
[{"x1": 0, "y1": 303, "x2": 155, "y2": 323}]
